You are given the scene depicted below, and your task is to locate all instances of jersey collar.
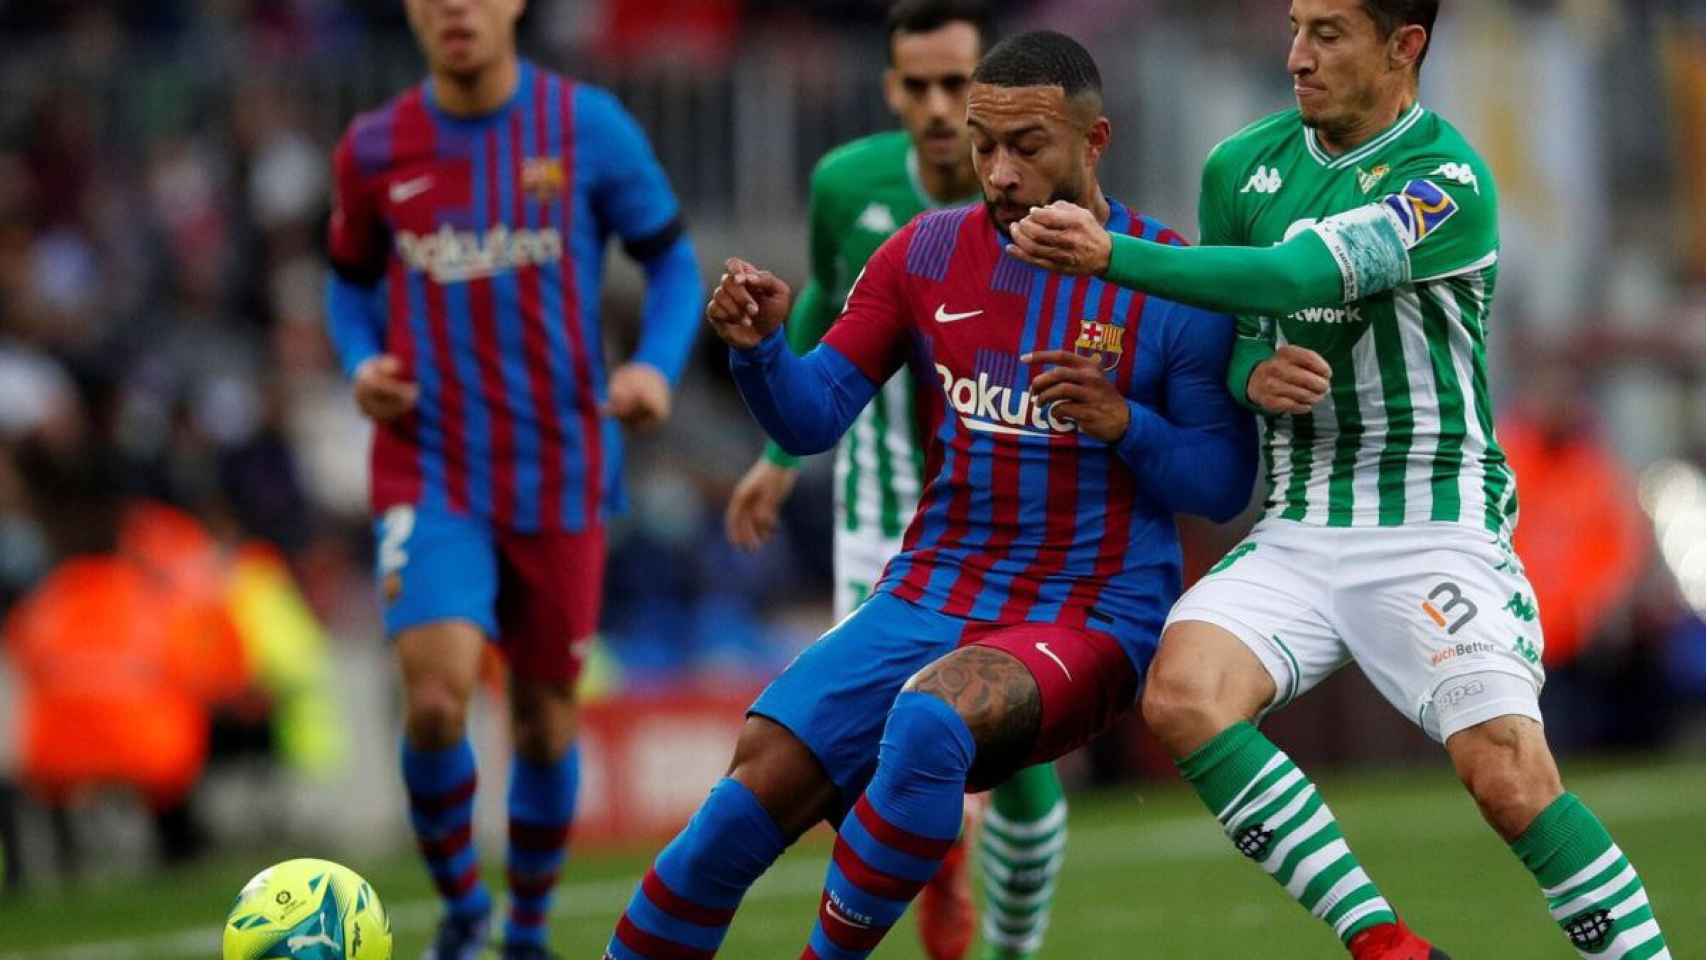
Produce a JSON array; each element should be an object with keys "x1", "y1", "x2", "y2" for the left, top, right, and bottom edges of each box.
[
  {"x1": 1303, "y1": 101, "x2": 1425, "y2": 170},
  {"x1": 424, "y1": 59, "x2": 534, "y2": 130}
]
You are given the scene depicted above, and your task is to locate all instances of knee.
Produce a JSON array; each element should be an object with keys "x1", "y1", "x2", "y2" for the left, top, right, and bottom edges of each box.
[
  {"x1": 1449, "y1": 717, "x2": 1563, "y2": 841},
  {"x1": 728, "y1": 718, "x2": 837, "y2": 838},
  {"x1": 404, "y1": 681, "x2": 471, "y2": 747},
  {"x1": 883, "y1": 690, "x2": 976, "y2": 778},
  {"x1": 1141, "y1": 625, "x2": 1272, "y2": 755},
  {"x1": 510, "y1": 684, "x2": 578, "y2": 763}
]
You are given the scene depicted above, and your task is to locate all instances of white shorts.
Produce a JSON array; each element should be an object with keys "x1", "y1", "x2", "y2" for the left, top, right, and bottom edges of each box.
[
  {"x1": 1165, "y1": 520, "x2": 1546, "y2": 743},
  {"x1": 833, "y1": 526, "x2": 904, "y2": 620}
]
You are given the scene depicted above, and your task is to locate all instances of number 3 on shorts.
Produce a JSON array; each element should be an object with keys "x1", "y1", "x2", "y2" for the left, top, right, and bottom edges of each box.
[{"x1": 379, "y1": 505, "x2": 416, "y2": 576}]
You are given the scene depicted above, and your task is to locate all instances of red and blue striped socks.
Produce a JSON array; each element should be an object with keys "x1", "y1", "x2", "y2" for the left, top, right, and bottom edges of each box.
[
  {"x1": 403, "y1": 737, "x2": 493, "y2": 922},
  {"x1": 803, "y1": 692, "x2": 975, "y2": 960},
  {"x1": 605, "y1": 777, "x2": 789, "y2": 959},
  {"x1": 505, "y1": 746, "x2": 578, "y2": 949}
]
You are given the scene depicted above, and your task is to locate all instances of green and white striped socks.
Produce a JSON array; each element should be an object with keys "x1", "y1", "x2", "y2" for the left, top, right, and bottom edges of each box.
[
  {"x1": 1513, "y1": 793, "x2": 1670, "y2": 958},
  {"x1": 1180, "y1": 723, "x2": 1396, "y2": 944},
  {"x1": 978, "y1": 763, "x2": 1067, "y2": 960}
]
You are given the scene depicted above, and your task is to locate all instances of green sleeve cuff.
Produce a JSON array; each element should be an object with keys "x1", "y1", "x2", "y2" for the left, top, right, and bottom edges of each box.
[
  {"x1": 1227, "y1": 337, "x2": 1275, "y2": 413},
  {"x1": 763, "y1": 441, "x2": 801, "y2": 469}
]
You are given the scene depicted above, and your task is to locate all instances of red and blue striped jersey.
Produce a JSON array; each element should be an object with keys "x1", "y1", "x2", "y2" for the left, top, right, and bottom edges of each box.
[
  {"x1": 822, "y1": 201, "x2": 1229, "y2": 650},
  {"x1": 327, "y1": 60, "x2": 686, "y2": 532}
]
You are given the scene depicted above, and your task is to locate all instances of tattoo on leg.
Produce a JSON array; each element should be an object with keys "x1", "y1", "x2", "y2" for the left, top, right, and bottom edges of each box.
[{"x1": 907, "y1": 647, "x2": 1041, "y2": 790}]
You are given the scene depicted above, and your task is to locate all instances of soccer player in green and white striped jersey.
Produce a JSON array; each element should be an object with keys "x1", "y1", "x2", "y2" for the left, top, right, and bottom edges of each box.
[
  {"x1": 724, "y1": 4, "x2": 1068, "y2": 959},
  {"x1": 1006, "y1": 2, "x2": 1672, "y2": 958}
]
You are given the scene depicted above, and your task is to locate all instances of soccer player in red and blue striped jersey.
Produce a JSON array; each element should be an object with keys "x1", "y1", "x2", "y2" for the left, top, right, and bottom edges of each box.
[
  {"x1": 604, "y1": 31, "x2": 1255, "y2": 960},
  {"x1": 324, "y1": 2, "x2": 700, "y2": 957}
]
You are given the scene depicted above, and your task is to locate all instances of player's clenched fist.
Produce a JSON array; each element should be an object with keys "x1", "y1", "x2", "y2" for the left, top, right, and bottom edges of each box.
[
  {"x1": 706, "y1": 257, "x2": 792, "y2": 351},
  {"x1": 353, "y1": 354, "x2": 419, "y2": 422},
  {"x1": 605, "y1": 362, "x2": 672, "y2": 429},
  {"x1": 1024, "y1": 349, "x2": 1130, "y2": 443},
  {"x1": 1247, "y1": 345, "x2": 1333, "y2": 415},
  {"x1": 1005, "y1": 201, "x2": 1113, "y2": 277}
]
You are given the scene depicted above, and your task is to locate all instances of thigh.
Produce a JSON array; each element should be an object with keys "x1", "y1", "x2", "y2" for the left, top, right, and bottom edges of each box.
[
  {"x1": 833, "y1": 526, "x2": 902, "y2": 620},
  {"x1": 748, "y1": 593, "x2": 963, "y2": 806},
  {"x1": 961, "y1": 621, "x2": 1137, "y2": 772},
  {"x1": 1164, "y1": 523, "x2": 1349, "y2": 715},
  {"x1": 375, "y1": 504, "x2": 498, "y2": 640},
  {"x1": 494, "y1": 524, "x2": 605, "y2": 687},
  {"x1": 1336, "y1": 526, "x2": 1546, "y2": 743}
]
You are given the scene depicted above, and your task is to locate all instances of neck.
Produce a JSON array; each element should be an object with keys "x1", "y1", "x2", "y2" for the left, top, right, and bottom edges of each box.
[
  {"x1": 1085, "y1": 184, "x2": 1111, "y2": 225},
  {"x1": 1316, "y1": 87, "x2": 1416, "y2": 156},
  {"x1": 432, "y1": 54, "x2": 520, "y2": 117},
  {"x1": 917, "y1": 156, "x2": 980, "y2": 204}
]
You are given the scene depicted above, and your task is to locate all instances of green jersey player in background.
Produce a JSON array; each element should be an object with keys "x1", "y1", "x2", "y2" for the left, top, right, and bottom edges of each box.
[
  {"x1": 1008, "y1": 1, "x2": 1672, "y2": 959},
  {"x1": 724, "y1": 4, "x2": 1069, "y2": 959}
]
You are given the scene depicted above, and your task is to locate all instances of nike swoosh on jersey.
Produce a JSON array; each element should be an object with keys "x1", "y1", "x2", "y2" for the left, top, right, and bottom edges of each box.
[
  {"x1": 935, "y1": 305, "x2": 984, "y2": 323},
  {"x1": 389, "y1": 175, "x2": 434, "y2": 204}
]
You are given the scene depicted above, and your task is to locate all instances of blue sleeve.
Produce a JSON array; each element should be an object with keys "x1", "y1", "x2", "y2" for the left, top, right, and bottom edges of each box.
[
  {"x1": 324, "y1": 271, "x2": 386, "y2": 378},
  {"x1": 580, "y1": 86, "x2": 681, "y2": 251},
  {"x1": 1114, "y1": 303, "x2": 1258, "y2": 522},
  {"x1": 729, "y1": 329, "x2": 880, "y2": 456},
  {"x1": 629, "y1": 233, "x2": 703, "y2": 384}
]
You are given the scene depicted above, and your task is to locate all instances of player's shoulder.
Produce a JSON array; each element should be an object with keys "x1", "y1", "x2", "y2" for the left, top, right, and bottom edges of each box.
[
  {"x1": 810, "y1": 131, "x2": 911, "y2": 194},
  {"x1": 1119, "y1": 204, "x2": 1189, "y2": 248},
  {"x1": 864, "y1": 202, "x2": 981, "y2": 280},
  {"x1": 337, "y1": 85, "x2": 426, "y2": 177},
  {"x1": 1394, "y1": 109, "x2": 1497, "y2": 198},
  {"x1": 1204, "y1": 108, "x2": 1304, "y2": 172}
]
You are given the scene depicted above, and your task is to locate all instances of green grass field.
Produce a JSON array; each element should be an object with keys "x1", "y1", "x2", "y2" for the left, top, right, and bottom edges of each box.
[{"x1": 3, "y1": 756, "x2": 1701, "y2": 959}]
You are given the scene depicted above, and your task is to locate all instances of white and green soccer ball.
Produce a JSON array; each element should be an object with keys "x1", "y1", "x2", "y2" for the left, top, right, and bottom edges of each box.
[{"x1": 223, "y1": 858, "x2": 392, "y2": 960}]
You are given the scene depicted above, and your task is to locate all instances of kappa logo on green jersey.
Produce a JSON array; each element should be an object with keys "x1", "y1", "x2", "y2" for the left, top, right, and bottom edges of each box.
[
  {"x1": 857, "y1": 202, "x2": 897, "y2": 234},
  {"x1": 1431, "y1": 162, "x2": 1481, "y2": 194},
  {"x1": 1241, "y1": 165, "x2": 1284, "y2": 195}
]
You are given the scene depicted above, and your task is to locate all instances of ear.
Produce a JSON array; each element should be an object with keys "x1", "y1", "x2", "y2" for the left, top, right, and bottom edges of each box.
[
  {"x1": 1390, "y1": 23, "x2": 1427, "y2": 72},
  {"x1": 883, "y1": 67, "x2": 905, "y2": 117},
  {"x1": 1084, "y1": 116, "x2": 1112, "y2": 167}
]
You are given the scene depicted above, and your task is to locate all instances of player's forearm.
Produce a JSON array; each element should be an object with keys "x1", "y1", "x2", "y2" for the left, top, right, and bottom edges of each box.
[
  {"x1": 1102, "y1": 233, "x2": 1343, "y2": 317},
  {"x1": 629, "y1": 236, "x2": 704, "y2": 383},
  {"x1": 1114, "y1": 402, "x2": 1257, "y2": 522},
  {"x1": 323, "y1": 272, "x2": 386, "y2": 378},
  {"x1": 1227, "y1": 337, "x2": 1276, "y2": 413},
  {"x1": 730, "y1": 331, "x2": 877, "y2": 457}
]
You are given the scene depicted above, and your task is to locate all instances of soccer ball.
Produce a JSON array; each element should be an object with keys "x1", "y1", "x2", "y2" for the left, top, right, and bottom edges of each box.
[{"x1": 223, "y1": 858, "x2": 392, "y2": 960}]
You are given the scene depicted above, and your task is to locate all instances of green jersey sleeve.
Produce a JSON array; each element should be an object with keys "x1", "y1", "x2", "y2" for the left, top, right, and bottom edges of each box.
[
  {"x1": 1381, "y1": 155, "x2": 1498, "y2": 282},
  {"x1": 1199, "y1": 140, "x2": 1275, "y2": 410},
  {"x1": 764, "y1": 159, "x2": 848, "y2": 468}
]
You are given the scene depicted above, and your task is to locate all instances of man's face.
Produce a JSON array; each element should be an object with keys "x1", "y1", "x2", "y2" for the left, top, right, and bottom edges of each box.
[
  {"x1": 885, "y1": 22, "x2": 981, "y2": 170},
  {"x1": 1287, "y1": 0, "x2": 1404, "y2": 133},
  {"x1": 967, "y1": 83, "x2": 1106, "y2": 236},
  {"x1": 405, "y1": 0, "x2": 523, "y2": 79}
]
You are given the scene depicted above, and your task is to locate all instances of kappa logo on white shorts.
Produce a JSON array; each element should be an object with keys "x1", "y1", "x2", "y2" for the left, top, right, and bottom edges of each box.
[{"x1": 1034, "y1": 642, "x2": 1073, "y2": 681}]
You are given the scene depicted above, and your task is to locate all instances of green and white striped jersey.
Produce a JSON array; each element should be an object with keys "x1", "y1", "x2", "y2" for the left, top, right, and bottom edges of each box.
[
  {"x1": 1204, "y1": 104, "x2": 1517, "y2": 538},
  {"x1": 765, "y1": 131, "x2": 972, "y2": 538}
]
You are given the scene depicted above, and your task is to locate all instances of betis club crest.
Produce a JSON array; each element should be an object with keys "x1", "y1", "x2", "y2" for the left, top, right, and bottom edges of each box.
[{"x1": 1074, "y1": 319, "x2": 1124, "y2": 372}]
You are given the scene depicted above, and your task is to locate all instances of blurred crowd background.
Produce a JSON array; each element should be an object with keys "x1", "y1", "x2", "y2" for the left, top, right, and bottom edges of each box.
[{"x1": 1, "y1": 0, "x2": 1705, "y2": 893}]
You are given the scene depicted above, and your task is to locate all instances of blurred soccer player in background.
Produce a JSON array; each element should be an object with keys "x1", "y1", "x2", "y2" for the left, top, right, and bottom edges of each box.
[
  {"x1": 606, "y1": 30, "x2": 1256, "y2": 960},
  {"x1": 323, "y1": 0, "x2": 701, "y2": 956},
  {"x1": 723, "y1": 3, "x2": 1073, "y2": 957},
  {"x1": 1009, "y1": 1, "x2": 1673, "y2": 957}
]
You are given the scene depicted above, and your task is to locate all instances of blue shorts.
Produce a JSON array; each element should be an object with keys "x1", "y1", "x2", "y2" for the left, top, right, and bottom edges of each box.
[
  {"x1": 749, "y1": 592, "x2": 1141, "y2": 809},
  {"x1": 374, "y1": 504, "x2": 604, "y2": 684}
]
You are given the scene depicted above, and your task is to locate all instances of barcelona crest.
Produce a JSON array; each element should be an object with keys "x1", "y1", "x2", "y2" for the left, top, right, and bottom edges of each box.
[
  {"x1": 521, "y1": 157, "x2": 566, "y2": 202},
  {"x1": 1074, "y1": 319, "x2": 1124, "y2": 372}
]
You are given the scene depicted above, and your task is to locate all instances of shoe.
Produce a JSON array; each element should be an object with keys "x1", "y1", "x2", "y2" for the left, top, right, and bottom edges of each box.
[
  {"x1": 422, "y1": 910, "x2": 491, "y2": 960},
  {"x1": 918, "y1": 836, "x2": 977, "y2": 960},
  {"x1": 1348, "y1": 920, "x2": 1450, "y2": 960}
]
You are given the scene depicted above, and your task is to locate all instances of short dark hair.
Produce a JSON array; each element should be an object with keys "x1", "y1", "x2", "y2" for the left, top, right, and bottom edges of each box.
[
  {"x1": 885, "y1": 0, "x2": 992, "y2": 65},
  {"x1": 1361, "y1": 0, "x2": 1439, "y2": 68},
  {"x1": 970, "y1": 30, "x2": 1101, "y2": 100}
]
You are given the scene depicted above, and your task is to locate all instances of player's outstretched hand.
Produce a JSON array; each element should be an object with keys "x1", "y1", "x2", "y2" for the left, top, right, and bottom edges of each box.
[
  {"x1": 353, "y1": 354, "x2": 419, "y2": 422},
  {"x1": 1248, "y1": 345, "x2": 1333, "y2": 415},
  {"x1": 725, "y1": 456, "x2": 798, "y2": 551},
  {"x1": 1024, "y1": 349, "x2": 1130, "y2": 443},
  {"x1": 1006, "y1": 201, "x2": 1113, "y2": 276},
  {"x1": 605, "y1": 362, "x2": 671, "y2": 429},
  {"x1": 706, "y1": 257, "x2": 791, "y2": 351}
]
